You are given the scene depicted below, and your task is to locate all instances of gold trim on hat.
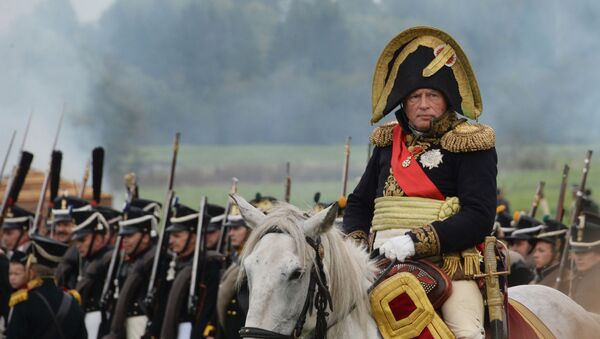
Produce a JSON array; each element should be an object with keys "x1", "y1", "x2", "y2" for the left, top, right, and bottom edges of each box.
[{"x1": 371, "y1": 26, "x2": 482, "y2": 124}]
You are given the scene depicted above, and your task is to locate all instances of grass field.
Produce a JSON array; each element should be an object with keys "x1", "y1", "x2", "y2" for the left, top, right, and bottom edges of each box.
[{"x1": 121, "y1": 144, "x2": 600, "y2": 217}]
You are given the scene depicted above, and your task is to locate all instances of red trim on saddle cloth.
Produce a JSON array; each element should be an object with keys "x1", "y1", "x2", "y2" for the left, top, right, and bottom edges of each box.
[
  {"x1": 505, "y1": 302, "x2": 542, "y2": 339},
  {"x1": 389, "y1": 293, "x2": 417, "y2": 320},
  {"x1": 388, "y1": 293, "x2": 435, "y2": 339},
  {"x1": 391, "y1": 125, "x2": 444, "y2": 200}
]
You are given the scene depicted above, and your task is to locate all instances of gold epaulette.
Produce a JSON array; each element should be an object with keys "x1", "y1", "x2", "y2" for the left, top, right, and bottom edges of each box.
[
  {"x1": 441, "y1": 121, "x2": 495, "y2": 152},
  {"x1": 9, "y1": 289, "x2": 28, "y2": 307},
  {"x1": 26, "y1": 277, "x2": 43, "y2": 290},
  {"x1": 68, "y1": 289, "x2": 82, "y2": 304},
  {"x1": 369, "y1": 121, "x2": 398, "y2": 147}
]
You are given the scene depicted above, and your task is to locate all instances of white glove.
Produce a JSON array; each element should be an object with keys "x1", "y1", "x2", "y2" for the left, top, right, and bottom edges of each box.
[{"x1": 379, "y1": 235, "x2": 415, "y2": 262}]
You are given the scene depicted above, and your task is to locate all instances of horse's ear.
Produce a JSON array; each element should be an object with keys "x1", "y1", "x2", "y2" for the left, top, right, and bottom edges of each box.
[
  {"x1": 229, "y1": 193, "x2": 266, "y2": 229},
  {"x1": 302, "y1": 202, "x2": 338, "y2": 238}
]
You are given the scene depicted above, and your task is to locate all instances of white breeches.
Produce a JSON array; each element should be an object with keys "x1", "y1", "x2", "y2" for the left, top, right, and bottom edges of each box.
[
  {"x1": 126, "y1": 315, "x2": 148, "y2": 339},
  {"x1": 84, "y1": 311, "x2": 102, "y2": 339},
  {"x1": 441, "y1": 280, "x2": 485, "y2": 338}
]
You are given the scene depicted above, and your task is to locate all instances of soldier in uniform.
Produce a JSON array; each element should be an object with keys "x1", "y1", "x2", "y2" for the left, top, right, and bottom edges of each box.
[
  {"x1": 342, "y1": 27, "x2": 496, "y2": 338},
  {"x1": 6, "y1": 234, "x2": 87, "y2": 338},
  {"x1": 530, "y1": 218, "x2": 568, "y2": 289},
  {"x1": 104, "y1": 198, "x2": 160, "y2": 339},
  {"x1": 569, "y1": 212, "x2": 600, "y2": 313},
  {"x1": 505, "y1": 213, "x2": 544, "y2": 268},
  {"x1": 154, "y1": 202, "x2": 224, "y2": 339},
  {"x1": 1, "y1": 205, "x2": 34, "y2": 256},
  {"x1": 71, "y1": 208, "x2": 114, "y2": 338},
  {"x1": 53, "y1": 195, "x2": 91, "y2": 290}
]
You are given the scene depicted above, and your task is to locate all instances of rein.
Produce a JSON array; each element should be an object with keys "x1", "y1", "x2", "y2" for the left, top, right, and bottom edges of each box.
[{"x1": 239, "y1": 226, "x2": 334, "y2": 339}]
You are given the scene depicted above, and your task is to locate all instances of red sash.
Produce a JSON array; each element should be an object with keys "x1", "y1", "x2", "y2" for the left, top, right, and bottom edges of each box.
[{"x1": 391, "y1": 125, "x2": 444, "y2": 200}]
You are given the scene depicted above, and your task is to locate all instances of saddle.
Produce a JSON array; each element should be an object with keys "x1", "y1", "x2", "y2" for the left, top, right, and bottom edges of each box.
[
  {"x1": 369, "y1": 258, "x2": 454, "y2": 339},
  {"x1": 369, "y1": 258, "x2": 555, "y2": 339}
]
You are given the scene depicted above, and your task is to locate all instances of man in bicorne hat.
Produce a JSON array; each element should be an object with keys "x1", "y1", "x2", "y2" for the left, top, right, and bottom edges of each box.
[
  {"x1": 569, "y1": 212, "x2": 600, "y2": 313},
  {"x1": 71, "y1": 208, "x2": 114, "y2": 339},
  {"x1": 530, "y1": 218, "x2": 568, "y2": 289},
  {"x1": 343, "y1": 26, "x2": 497, "y2": 338}
]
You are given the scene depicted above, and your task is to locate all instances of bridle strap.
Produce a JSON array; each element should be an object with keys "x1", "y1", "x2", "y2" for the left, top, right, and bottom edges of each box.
[{"x1": 239, "y1": 227, "x2": 332, "y2": 339}]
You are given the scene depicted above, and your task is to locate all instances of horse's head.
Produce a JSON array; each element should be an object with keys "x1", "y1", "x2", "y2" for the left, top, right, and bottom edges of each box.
[{"x1": 231, "y1": 193, "x2": 338, "y2": 338}]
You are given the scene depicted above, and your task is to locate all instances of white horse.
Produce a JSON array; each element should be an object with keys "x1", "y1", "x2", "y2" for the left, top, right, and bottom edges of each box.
[{"x1": 231, "y1": 194, "x2": 600, "y2": 338}]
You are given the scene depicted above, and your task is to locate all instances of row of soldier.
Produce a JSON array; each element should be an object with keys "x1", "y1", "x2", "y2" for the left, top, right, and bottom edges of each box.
[
  {"x1": 495, "y1": 185, "x2": 600, "y2": 313},
  {"x1": 0, "y1": 130, "x2": 291, "y2": 339}
]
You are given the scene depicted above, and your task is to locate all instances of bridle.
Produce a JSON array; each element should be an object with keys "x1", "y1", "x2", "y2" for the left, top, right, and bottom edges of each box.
[{"x1": 239, "y1": 226, "x2": 333, "y2": 339}]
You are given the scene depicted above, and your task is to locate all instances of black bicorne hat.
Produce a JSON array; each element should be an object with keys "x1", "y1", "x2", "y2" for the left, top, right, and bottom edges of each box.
[
  {"x1": 118, "y1": 206, "x2": 158, "y2": 236},
  {"x1": 570, "y1": 212, "x2": 600, "y2": 253},
  {"x1": 535, "y1": 218, "x2": 568, "y2": 244},
  {"x1": 505, "y1": 213, "x2": 544, "y2": 241},
  {"x1": 94, "y1": 205, "x2": 122, "y2": 233},
  {"x1": 51, "y1": 195, "x2": 90, "y2": 224},
  {"x1": 10, "y1": 250, "x2": 28, "y2": 265},
  {"x1": 371, "y1": 26, "x2": 482, "y2": 124},
  {"x1": 70, "y1": 210, "x2": 109, "y2": 241},
  {"x1": 166, "y1": 203, "x2": 225, "y2": 233},
  {"x1": 2, "y1": 205, "x2": 34, "y2": 231},
  {"x1": 129, "y1": 198, "x2": 162, "y2": 217},
  {"x1": 28, "y1": 234, "x2": 69, "y2": 268}
]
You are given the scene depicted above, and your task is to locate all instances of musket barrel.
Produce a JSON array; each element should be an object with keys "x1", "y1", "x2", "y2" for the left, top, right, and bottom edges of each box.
[{"x1": 189, "y1": 196, "x2": 207, "y2": 315}]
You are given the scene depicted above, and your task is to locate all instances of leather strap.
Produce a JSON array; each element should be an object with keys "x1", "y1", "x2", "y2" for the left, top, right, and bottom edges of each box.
[{"x1": 34, "y1": 291, "x2": 72, "y2": 339}]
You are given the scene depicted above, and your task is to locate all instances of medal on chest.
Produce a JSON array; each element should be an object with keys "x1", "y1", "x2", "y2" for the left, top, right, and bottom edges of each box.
[{"x1": 419, "y1": 149, "x2": 444, "y2": 169}]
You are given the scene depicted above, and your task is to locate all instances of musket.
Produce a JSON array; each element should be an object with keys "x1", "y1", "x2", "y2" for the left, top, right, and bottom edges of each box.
[
  {"x1": 32, "y1": 113, "x2": 64, "y2": 234},
  {"x1": 555, "y1": 150, "x2": 593, "y2": 291},
  {"x1": 216, "y1": 177, "x2": 238, "y2": 255},
  {"x1": 78, "y1": 159, "x2": 90, "y2": 198},
  {"x1": 145, "y1": 132, "x2": 180, "y2": 307},
  {"x1": 0, "y1": 130, "x2": 16, "y2": 182},
  {"x1": 284, "y1": 162, "x2": 291, "y2": 203},
  {"x1": 555, "y1": 164, "x2": 570, "y2": 223},
  {"x1": 100, "y1": 173, "x2": 137, "y2": 311},
  {"x1": 340, "y1": 136, "x2": 352, "y2": 199},
  {"x1": 529, "y1": 181, "x2": 545, "y2": 218},
  {"x1": 188, "y1": 196, "x2": 207, "y2": 317}
]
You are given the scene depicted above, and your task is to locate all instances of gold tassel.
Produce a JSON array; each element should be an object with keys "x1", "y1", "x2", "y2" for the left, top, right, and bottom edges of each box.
[
  {"x1": 441, "y1": 253, "x2": 461, "y2": 278},
  {"x1": 462, "y1": 248, "x2": 482, "y2": 278}
]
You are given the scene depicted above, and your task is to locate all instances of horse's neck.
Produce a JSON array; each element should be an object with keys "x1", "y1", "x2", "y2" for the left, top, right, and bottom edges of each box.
[
  {"x1": 326, "y1": 301, "x2": 379, "y2": 339},
  {"x1": 320, "y1": 235, "x2": 379, "y2": 339}
]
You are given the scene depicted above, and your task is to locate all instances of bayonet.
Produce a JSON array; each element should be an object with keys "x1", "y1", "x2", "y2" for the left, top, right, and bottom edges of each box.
[
  {"x1": 340, "y1": 136, "x2": 352, "y2": 200},
  {"x1": 284, "y1": 162, "x2": 291, "y2": 203},
  {"x1": 0, "y1": 130, "x2": 16, "y2": 182},
  {"x1": 555, "y1": 164, "x2": 570, "y2": 223},
  {"x1": 32, "y1": 113, "x2": 64, "y2": 234}
]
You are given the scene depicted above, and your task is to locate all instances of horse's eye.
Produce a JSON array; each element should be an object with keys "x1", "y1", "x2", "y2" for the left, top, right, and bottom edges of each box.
[{"x1": 289, "y1": 269, "x2": 303, "y2": 281}]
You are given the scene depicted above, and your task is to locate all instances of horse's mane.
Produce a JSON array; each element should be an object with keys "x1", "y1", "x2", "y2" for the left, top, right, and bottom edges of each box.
[{"x1": 239, "y1": 203, "x2": 376, "y2": 336}]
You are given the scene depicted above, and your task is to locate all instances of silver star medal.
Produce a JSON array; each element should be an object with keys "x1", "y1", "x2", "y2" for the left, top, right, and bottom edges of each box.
[{"x1": 419, "y1": 149, "x2": 443, "y2": 170}]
